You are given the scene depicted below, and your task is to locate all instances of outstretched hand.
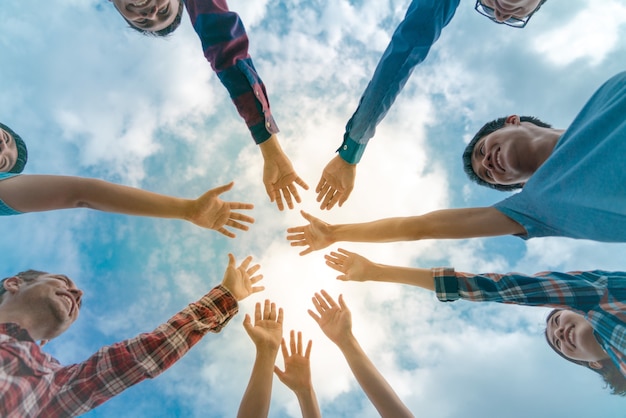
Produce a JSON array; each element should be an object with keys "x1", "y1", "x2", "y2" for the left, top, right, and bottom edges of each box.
[
  {"x1": 261, "y1": 136, "x2": 309, "y2": 211},
  {"x1": 308, "y1": 290, "x2": 352, "y2": 346},
  {"x1": 243, "y1": 299, "x2": 284, "y2": 353},
  {"x1": 325, "y1": 248, "x2": 377, "y2": 282},
  {"x1": 220, "y1": 254, "x2": 264, "y2": 301},
  {"x1": 274, "y1": 330, "x2": 313, "y2": 394},
  {"x1": 286, "y1": 210, "x2": 335, "y2": 256},
  {"x1": 315, "y1": 155, "x2": 356, "y2": 210},
  {"x1": 186, "y1": 182, "x2": 254, "y2": 237}
]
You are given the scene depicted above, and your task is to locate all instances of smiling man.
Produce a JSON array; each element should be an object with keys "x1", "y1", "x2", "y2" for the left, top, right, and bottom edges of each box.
[
  {"x1": 287, "y1": 72, "x2": 626, "y2": 255},
  {"x1": 109, "y1": 0, "x2": 308, "y2": 211},
  {"x1": 0, "y1": 254, "x2": 265, "y2": 417},
  {"x1": 0, "y1": 122, "x2": 27, "y2": 174},
  {"x1": 315, "y1": 0, "x2": 548, "y2": 210}
]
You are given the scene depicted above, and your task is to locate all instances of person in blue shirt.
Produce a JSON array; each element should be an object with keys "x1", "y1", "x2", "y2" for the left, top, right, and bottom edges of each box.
[
  {"x1": 323, "y1": 247, "x2": 626, "y2": 396},
  {"x1": 315, "y1": 0, "x2": 548, "y2": 210}
]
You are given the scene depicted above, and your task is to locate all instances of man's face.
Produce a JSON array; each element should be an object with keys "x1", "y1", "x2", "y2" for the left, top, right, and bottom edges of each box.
[
  {"x1": 0, "y1": 128, "x2": 18, "y2": 173},
  {"x1": 18, "y1": 274, "x2": 83, "y2": 339},
  {"x1": 110, "y1": 0, "x2": 179, "y2": 32},
  {"x1": 546, "y1": 310, "x2": 608, "y2": 363},
  {"x1": 479, "y1": 0, "x2": 543, "y2": 23},
  {"x1": 470, "y1": 116, "x2": 539, "y2": 186}
]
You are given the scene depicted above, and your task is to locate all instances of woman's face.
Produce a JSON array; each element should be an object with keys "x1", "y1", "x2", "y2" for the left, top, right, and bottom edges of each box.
[
  {"x1": 0, "y1": 128, "x2": 18, "y2": 173},
  {"x1": 110, "y1": 0, "x2": 179, "y2": 32},
  {"x1": 546, "y1": 310, "x2": 609, "y2": 363}
]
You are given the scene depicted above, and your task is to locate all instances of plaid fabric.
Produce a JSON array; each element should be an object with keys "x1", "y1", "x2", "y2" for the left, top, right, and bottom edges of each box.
[
  {"x1": 433, "y1": 267, "x2": 626, "y2": 376},
  {"x1": 0, "y1": 285, "x2": 238, "y2": 418},
  {"x1": 184, "y1": 0, "x2": 278, "y2": 144}
]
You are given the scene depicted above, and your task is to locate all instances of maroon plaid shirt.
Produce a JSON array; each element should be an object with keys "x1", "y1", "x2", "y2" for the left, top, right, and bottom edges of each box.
[{"x1": 0, "y1": 285, "x2": 238, "y2": 418}]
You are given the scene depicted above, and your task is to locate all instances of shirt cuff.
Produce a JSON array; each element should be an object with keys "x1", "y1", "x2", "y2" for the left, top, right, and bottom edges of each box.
[
  {"x1": 196, "y1": 285, "x2": 239, "y2": 332},
  {"x1": 337, "y1": 136, "x2": 366, "y2": 164},
  {"x1": 432, "y1": 267, "x2": 460, "y2": 302}
]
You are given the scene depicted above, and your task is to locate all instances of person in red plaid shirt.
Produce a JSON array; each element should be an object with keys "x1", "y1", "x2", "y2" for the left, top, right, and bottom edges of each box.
[{"x1": 0, "y1": 253, "x2": 264, "y2": 418}]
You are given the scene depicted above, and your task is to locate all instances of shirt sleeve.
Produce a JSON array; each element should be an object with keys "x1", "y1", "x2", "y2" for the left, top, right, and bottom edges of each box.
[
  {"x1": 184, "y1": 0, "x2": 279, "y2": 144},
  {"x1": 43, "y1": 285, "x2": 238, "y2": 416},
  {"x1": 432, "y1": 267, "x2": 610, "y2": 311},
  {"x1": 0, "y1": 173, "x2": 22, "y2": 216},
  {"x1": 338, "y1": 0, "x2": 460, "y2": 164}
]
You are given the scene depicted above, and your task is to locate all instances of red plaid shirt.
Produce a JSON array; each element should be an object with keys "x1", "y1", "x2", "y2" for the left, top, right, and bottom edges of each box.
[{"x1": 0, "y1": 285, "x2": 238, "y2": 418}]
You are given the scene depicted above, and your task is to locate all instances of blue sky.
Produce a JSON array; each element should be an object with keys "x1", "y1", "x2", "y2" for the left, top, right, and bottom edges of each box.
[{"x1": 2, "y1": 0, "x2": 626, "y2": 416}]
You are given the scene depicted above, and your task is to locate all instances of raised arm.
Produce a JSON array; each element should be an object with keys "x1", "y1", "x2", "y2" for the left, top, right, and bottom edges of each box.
[
  {"x1": 183, "y1": 0, "x2": 308, "y2": 210},
  {"x1": 238, "y1": 300, "x2": 284, "y2": 418},
  {"x1": 274, "y1": 330, "x2": 321, "y2": 418},
  {"x1": 308, "y1": 291, "x2": 414, "y2": 418},
  {"x1": 316, "y1": 0, "x2": 460, "y2": 210},
  {"x1": 0, "y1": 175, "x2": 254, "y2": 236},
  {"x1": 287, "y1": 208, "x2": 525, "y2": 255}
]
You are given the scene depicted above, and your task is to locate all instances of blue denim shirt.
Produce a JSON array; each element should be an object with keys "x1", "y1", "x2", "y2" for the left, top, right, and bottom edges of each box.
[{"x1": 338, "y1": 0, "x2": 460, "y2": 164}]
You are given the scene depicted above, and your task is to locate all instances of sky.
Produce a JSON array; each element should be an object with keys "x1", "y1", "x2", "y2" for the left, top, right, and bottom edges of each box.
[{"x1": 1, "y1": 0, "x2": 626, "y2": 417}]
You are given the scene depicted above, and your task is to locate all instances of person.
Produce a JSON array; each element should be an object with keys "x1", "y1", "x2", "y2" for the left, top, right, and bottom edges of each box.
[
  {"x1": 109, "y1": 0, "x2": 309, "y2": 211},
  {"x1": 308, "y1": 290, "x2": 414, "y2": 417},
  {"x1": 0, "y1": 122, "x2": 28, "y2": 174},
  {"x1": 314, "y1": 0, "x2": 548, "y2": 210},
  {"x1": 237, "y1": 299, "x2": 284, "y2": 418},
  {"x1": 323, "y1": 247, "x2": 626, "y2": 395},
  {"x1": 0, "y1": 254, "x2": 265, "y2": 417},
  {"x1": 288, "y1": 72, "x2": 626, "y2": 251},
  {"x1": 0, "y1": 124, "x2": 254, "y2": 236},
  {"x1": 274, "y1": 330, "x2": 321, "y2": 418}
]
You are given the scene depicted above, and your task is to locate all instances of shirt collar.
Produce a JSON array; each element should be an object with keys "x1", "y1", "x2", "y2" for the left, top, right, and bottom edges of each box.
[{"x1": 0, "y1": 322, "x2": 35, "y2": 342}]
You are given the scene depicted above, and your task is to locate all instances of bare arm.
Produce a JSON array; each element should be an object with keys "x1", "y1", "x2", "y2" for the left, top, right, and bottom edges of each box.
[
  {"x1": 287, "y1": 208, "x2": 525, "y2": 255},
  {"x1": 325, "y1": 248, "x2": 435, "y2": 291},
  {"x1": 238, "y1": 300, "x2": 284, "y2": 418},
  {"x1": 0, "y1": 175, "x2": 254, "y2": 236},
  {"x1": 309, "y1": 291, "x2": 413, "y2": 418}
]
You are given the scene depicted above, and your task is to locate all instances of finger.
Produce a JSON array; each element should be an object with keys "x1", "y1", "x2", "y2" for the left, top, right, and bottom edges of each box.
[
  {"x1": 250, "y1": 285, "x2": 265, "y2": 294},
  {"x1": 336, "y1": 274, "x2": 348, "y2": 281},
  {"x1": 307, "y1": 309, "x2": 321, "y2": 323},
  {"x1": 281, "y1": 187, "x2": 294, "y2": 210},
  {"x1": 294, "y1": 176, "x2": 309, "y2": 191},
  {"x1": 213, "y1": 181, "x2": 234, "y2": 196},
  {"x1": 247, "y1": 263, "x2": 261, "y2": 276},
  {"x1": 320, "y1": 290, "x2": 338, "y2": 308},
  {"x1": 289, "y1": 240, "x2": 308, "y2": 247},
  {"x1": 229, "y1": 212, "x2": 255, "y2": 223},
  {"x1": 277, "y1": 307, "x2": 284, "y2": 325},
  {"x1": 316, "y1": 185, "x2": 331, "y2": 203},
  {"x1": 274, "y1": 192, "x2": 285, "y2": 211},
  {"x1": 311, "y1": 294, "x2": 324, "y2": 313},
  {"x1": 225, "y1": 220, "x2": 249, "y2": 232},
  {"x1": 217, "y1": 228, "x2": 236, "y2": 239},
  {"x1": 321, "y1": 189, "x2": 339, "y2": 211},
  {"x1": 264, "y1": 299, "x2": 272, "y2": 320},
  {"x1": 250, "y1": 274, "x2": 264, "y2": 284},
  {"x1": 228, "y1": 202, "x2": 254, "y2": 211},
  {"x1": 296, "y1": 331, "x2": 302, "y2": 354},
  {"x1": 274, "y1": 366, "x2": 285, "y2": 380},
  {"x1": 286, "y1": 233, "x2": 305, "y2": 241},
  {"x1": 286, "y1": 226, "x2": 305, "y2": 234},
  {"x1": 338, "y1": 294, "x2": 349, "y2": 311},
  {"x1": 299, "y1": 247, "x2": 313, "y2": 256},
  {"x1": 239, "y1": 255, "x2": 252, "y2": 270},
  {"x1": 227, "y1": 253, "x2": 236, "y2": 268},
  {"x1": 287, "y1": 183, "x2": 301, "y2": 204},
  {"x1": 329, "y1": 250, "x2": 348, "y2": 261},
  {"x1": 325, "y1": 259, "x2": 344, "y2": 273},
  {"x1": 254, "y1": 302, "x2": 262, "y2": 323},
  {"x1": 315, "y1": 176, "x2": 326, "y2": 193},
  {"x1": 337, "y1": 248, "x2": 353, "y2": 257},
  {"x1": 243, "y1": 313, "x2": 252, "y2": 332},
  {"x1": 337, "y1": 188, "x2": 352, "y2": 207},
  {"x1": 290, "y1": 330, "x2": 296, "y2": 354},
  {"x1": 269, "y1": 302, "x2": 278, "y2": 321},
  {"x1": 304, "y1": 339, "x2": 312, "y2": 359},
  {"x1": 281, "y1": 337, "x2": 289, "y2": 359}
]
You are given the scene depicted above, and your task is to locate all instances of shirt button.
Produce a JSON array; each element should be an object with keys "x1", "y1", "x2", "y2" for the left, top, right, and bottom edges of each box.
[
  {"x1": 343, "y1": 145, "x2": 348, "y2": 150},
  {"x1": 255, "y1": 91, "x2": 260, "y2": 96},
  {"x1": 266, "y1": 122, "x2": 271, "y2": 128}
]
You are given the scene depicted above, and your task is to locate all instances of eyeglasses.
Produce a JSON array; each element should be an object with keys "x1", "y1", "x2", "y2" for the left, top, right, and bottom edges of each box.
[{"x1": 474, "y1": 0, "x2": 539, "y2": 28}]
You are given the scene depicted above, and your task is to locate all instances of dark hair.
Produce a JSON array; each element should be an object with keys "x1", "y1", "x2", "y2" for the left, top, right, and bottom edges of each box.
[
  {"x1": 462, "y1": 116, "x2": 551, "y2": 192},
  {"x1": 545, "y1": 309, "x2": 626, "y2": 396},
  {"x1": 0, "y1": 122, "x2": 28, "y2": 173},
  {"x1": 0, "y1": 270, "x2": 49, "y2": 299},
  {"x1": 124, "y1": 0, "x2": 184, "y2": 37}
]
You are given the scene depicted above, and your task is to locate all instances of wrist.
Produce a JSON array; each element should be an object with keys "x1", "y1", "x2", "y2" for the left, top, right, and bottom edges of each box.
[{"x1": 259, "y1": 135, "x2": 283, "y2": 158}]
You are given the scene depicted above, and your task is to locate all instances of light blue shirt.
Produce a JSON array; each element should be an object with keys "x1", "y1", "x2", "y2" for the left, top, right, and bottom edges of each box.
[
  {"x1": 494, "y1": 72, "x2": 626, "y2": 241},
  {"x1": 338, "y1": 0, "x2": 460, "y2": 164},
  {"x1": 0, "y1": 173, "x2": 22, "y2": 216}
]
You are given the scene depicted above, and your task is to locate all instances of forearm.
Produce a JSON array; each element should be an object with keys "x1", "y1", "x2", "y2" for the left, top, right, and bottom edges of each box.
[
  {"x1": 295, "y1": 388, "x2": 322, "y2": 418},
  {"x1": 237, "y1": 349, "x2": 278, "y2": 418},
  {"x1": 367, "y1": 263, "x2": 435, "y2": 291},
  {"x1": 336, "y1": 335, "x2": 413, "y2": 418},
  {"x1": 330, "y1": 207, "x2": 524, "y2": 243},
  {"x1": 0, "y1": 175, "x2": 192, "y2": 219}
]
